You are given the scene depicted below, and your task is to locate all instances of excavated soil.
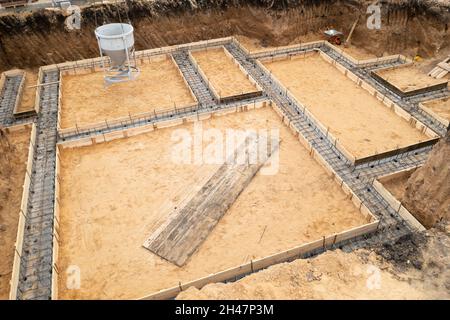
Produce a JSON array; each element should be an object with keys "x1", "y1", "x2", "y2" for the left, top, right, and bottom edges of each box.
[
  {"x1": 0, "y1": 128, "x2": 31, "y2": 299},
  {"x1": 57, "y1": 106, "x2": 367, "y2": 299},
  {"x1": 402, "y1": 134, "x2": 450, "y2": 228},
  {"x1": 0, "y1": 0, "x2": 449, "y2": 72}
]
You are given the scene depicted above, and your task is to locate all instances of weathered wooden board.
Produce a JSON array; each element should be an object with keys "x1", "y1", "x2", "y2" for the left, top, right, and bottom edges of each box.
[{"x1": 143, "y1": 136, "x2": 278, "y2": 266}]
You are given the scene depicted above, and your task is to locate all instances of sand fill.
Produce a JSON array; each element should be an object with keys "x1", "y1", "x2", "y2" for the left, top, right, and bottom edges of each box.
[
  {"x1": 16, "y1": 70, "x2": 37, "y2": 114},
  {"x1": 57, "y1": 107, "x2": 367, "y2": 299},
  {"x1": 0, "y1": 128, "x2": 31, "y2": 299},
  {"x1": 264, "y1": 53, "x2": 429, "y2": 158},
  {"x1": 192, "y1": 47, "x2": 258, "y2": 97},
  {"x1": 377, "y1": 66, "x2": 448, "y2": 91},
  {"x1": 60, "y1": 56, "x2": 196, "y2": 129},
  {"x1": 422, "y1": 97, "x2": 450, "y2": 121}
]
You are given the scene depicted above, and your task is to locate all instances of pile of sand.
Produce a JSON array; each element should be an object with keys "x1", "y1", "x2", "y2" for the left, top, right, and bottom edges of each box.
[
  {"x1": 177, "y1": 226, "x2": 450, "y2": 300},
  {"x1": 403, "y1": 134, "x2": 450, "y2": 228}
]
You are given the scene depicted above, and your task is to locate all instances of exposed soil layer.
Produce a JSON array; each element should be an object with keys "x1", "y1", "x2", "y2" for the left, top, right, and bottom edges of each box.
[
  {"x1": 0, "y1": 128, "x2": 31, "y2": 299},
  {"x1": 402, "y1": 134, "x2": 450, "y2": 228},
  {"x1": 191, "y1": 47, "x2": 258, "y2": 97},
  {"x1": 60, "y1": 55, "x2": 195, "y2": 129},
  {"x1": 263, "y1": 53, "x2": 429, "y2": 158},
  {"x1": 57, "y1": 106, "x2": 367, "y2": 299},
  {"x1": 177, "y1": 223, "x2": 450, "y2": 300},
  {"x1": 0, "y1": 0, "x2": 449, "y2": 72},
  {"x1": 377, "y1": 65, "x2": 448, "y2": 91}
]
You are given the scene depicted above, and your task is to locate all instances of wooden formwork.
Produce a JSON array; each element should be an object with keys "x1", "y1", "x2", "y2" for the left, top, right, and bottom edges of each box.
[
  {"x1": 57, "y1": 99, "x2": 269, "y2": 149},
  {"x1": 51, "y1": 145, "x2": 62, "y2": 300},
  {"x1": 243, "y1": 39, "x2": 325, "y2": 59},
  {"x1": 322, "y1": 42, "x2": 412, "y2": 68},
  {"x1": 170, "y1": 54, "x2": 198, "y2": 104},
  {"x1": 8, "y1": 123, "x2": 36, "y2": 300},
  {"x1": 140, "y1": 219, "x2": 378, "y2": 300},
  {"x1": 373, "y1": 167, "x2": 425, "y2": 232}
]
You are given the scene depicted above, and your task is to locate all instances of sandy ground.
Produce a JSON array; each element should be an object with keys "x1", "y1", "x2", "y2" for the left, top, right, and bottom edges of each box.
[
  {"x1": 177, "y1": 240, "x2": 450, "y2": 300},
  {"x1": 377, "y1": 66, "x2": 448, "y2": 92},
  {"x1": 263, "y1": 53, "x2": 429, "y2": 159},
  {"x1": 192, "y1": 48, "x2": 258, "y2": 98},
  {"x1": 16, "y1": 70, "x2": 37, "y2": 114},
  {"x1": 0, "y1": 127, "x2": 30, "y2": 299},
  {"x1": 422, "y1": 97, "x2": 450, "y2": 122},
  {"x1": 57, "y1": 106, "x2": 367, "y2": 299},
  {"x1": 381, "y1": 170, "x2": 416, "y2": 203},
  {"x1": 60, "y1": 56, "x2": 196, "y2": 129}
]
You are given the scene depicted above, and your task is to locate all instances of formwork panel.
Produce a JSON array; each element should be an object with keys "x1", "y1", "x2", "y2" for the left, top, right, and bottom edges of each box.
[
  {"x1": 262, "y1": 52, "x2": 431, "y2": 160},
  {"x1": 56, "y1": 107, "x2": 369, "y2": 300},
  {"x1": 59, "y1": 54, "x2": 197, "y2": 131}
]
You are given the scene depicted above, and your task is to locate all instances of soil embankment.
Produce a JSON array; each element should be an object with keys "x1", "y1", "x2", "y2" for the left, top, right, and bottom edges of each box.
[
  {"x1": 403, "y1": 133, "x2": 450, "y2": 228},
  {"x1": 0, "y1": 0, "x2": 449, "y2": 71}
]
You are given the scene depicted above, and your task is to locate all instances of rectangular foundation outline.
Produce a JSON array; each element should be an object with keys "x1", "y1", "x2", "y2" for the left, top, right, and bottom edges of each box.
[
  {"x1": 57, "y1": 53, "x2": 199, "y2": 134},
  {"x1": 257, "y1": 50, "x2": 439, "y2": 166},
  {"x1": 188, "y1": 46, "x2": 263, "y2": 103},
  {"x1": 136, "y1": 102, "x2": 379, "y2": 300},
  {"x1": 53, "y1": 101, "x2": 378, "y2": 300},
  {"x1": 371, "y1": 64, "x2": 448, "y2": 98}
]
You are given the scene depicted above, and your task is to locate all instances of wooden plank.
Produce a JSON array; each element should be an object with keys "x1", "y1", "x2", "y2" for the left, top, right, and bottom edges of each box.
[{"x1": 143, "y1": 136, "x2": 279, "y2": 266}]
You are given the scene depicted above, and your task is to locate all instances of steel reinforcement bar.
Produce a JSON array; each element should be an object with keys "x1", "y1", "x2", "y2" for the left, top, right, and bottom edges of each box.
[
  {"x1": 172, "y1": 51, "x2": 216, "y2": 107},
  {"x1": 57, "y1": 96, "x2": 268, "y2": 142},
  {"x1": 15, "y1": 71, "x2": 59, "y2": 300}
]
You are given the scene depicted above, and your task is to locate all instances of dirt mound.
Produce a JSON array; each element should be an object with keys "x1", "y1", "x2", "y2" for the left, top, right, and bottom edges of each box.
[
  {"x1": 402, "y1": 134, "x2": 450, "y2": 228},
  {"x1": 0, "y1": 0, "x2": 449, "y2": 71},
  {"x1": 176, "y1": 225, "x2": 450, "y2": 300}
]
